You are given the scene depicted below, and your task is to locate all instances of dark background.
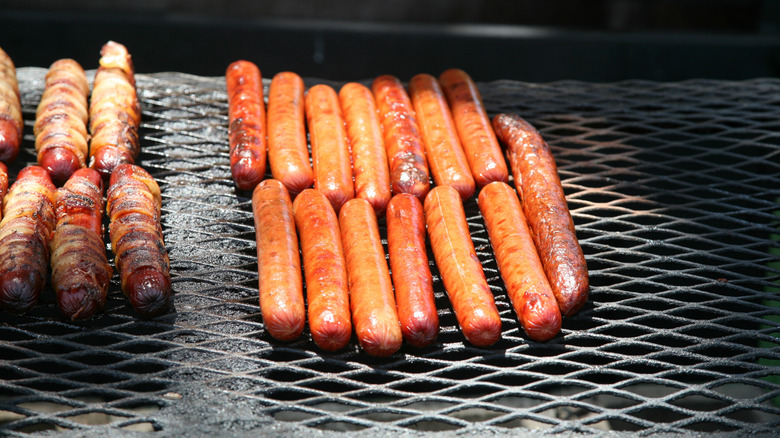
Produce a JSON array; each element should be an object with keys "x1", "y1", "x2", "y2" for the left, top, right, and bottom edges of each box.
[{"x1": 2, "y1": 0, "x2": 780, "y2": 82}]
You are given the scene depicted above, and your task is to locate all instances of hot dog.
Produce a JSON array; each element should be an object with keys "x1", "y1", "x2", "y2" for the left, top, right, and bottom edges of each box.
[
  {"x1": 371, "y1": 75, "x2": 430, "y2": 201},
  {"x1": 0, "y1": 166, "x2": 57, "y2": 313},
  {"x1": 339, "y1": 198, "x2": 402, "y2": 357},
  {"x1": 226, "y1": 60, "x2": 267, "y2": 191},
  {"x1": 0, "y1": 46, "x2": 22, "y2": 164},
  {"x1": 304, "y1": 84, "x2": 354, "y2": 213},
  {"x1": 478, "y1": 181, "x2": 561, "y2": 341},
  {"x1": 51, "y1": 168, "x2": 112, "y2": 320},
  {"x1": 252, "y1": 179, "x2": 305, "y2": 341},
  {"x1": 408, "y1": 73, "x2": 475, "y2": 200},
  {"x1": 438, "y1": 68, "x2": 509, "y2": 187},
  {"x1": 267, "y1": 72, "x2": 313, "y2": 196},
  {"x1": 89, "y1": 41, "x2": 141, "y2": 181},
  {"x1": 292, "y1": 188, "x2": 351, "y2": 351},
  {"x1": 34, "y1": 59, "x2": 90, "y2": 185},
  {"x1": 492, "y1": 113, "x2": 588, "y2": 316},
  {"x1": 386, "y1": 193, "x2": 438, "y2": 348},
  {"x1": 106, "y1": 163, "x2": 172, "y2": 317},
  {"x1": 423, "y1": 185, "x2": 501, "y2": 347},
  {"x1": 339, "y1": 82, "x2": 391, "y2": 215}
]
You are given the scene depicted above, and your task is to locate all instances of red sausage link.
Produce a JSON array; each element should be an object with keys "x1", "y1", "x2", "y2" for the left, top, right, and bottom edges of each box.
[
  {"x1": 267, "y1": 72, "x2": 313, "y2": 195},
  {"x1": 371, "y1": 75, "x2": 430, "y2": 201},
  {"x1": 226, "y1": 60, "x2": 267, "y2": 191},
  {"x1": 252, "y1": 179, "x2": 305, "y2": 341},
  {"x1": 409, "y1": 73, "x2": 475, "y2": 200},
  {"x1": 492, "y1": 113, "x2": 589, "y2": 316},
  {"x1": 292, "y1": 189, "x2": 352, "y2": 351},
  {"x1": 478, "y1": 181, "x2": 561, "y2": 341},
  {"x1": 305, "y1": 84, "x2": 354, "y2": 213},
  {"x1": 34, "y1": 59, "x2": 90, "y2": 185},
  {"x1": 0, "y1": 166, "x2": 57, "y2": 313},
  {"x1": 339, "y1": 82, "x2": 391, "y2": 215},
  {"x1": 439, "y1": 68, "x2": 509, "y2": 187},
  {"x1": 386, "y1": 193, "x2": 438, "y2": 348},
  {"x1": 51, "y1": 168, "x2": 112, "y2": 320},
  {"x1": 89, "y1": 41, "x2": 141, "y2": 181},
  {"x1": 0, "y1": 46, "x2": 22, "y2": 164},
  {"x1": 107, "y1": 163, "x2": 172, "y2": 317},
  {"x1": 423, "y1": 185, "x2": 501, "y2": 347},
  {"x1": 339, "y1": 198, "x2": 402, "y2": 357}
]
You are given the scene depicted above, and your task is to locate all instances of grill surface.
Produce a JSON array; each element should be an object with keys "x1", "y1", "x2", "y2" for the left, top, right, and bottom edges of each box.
[{"x1": 1, "y1": 68, "x2": 779, "y2": 436}]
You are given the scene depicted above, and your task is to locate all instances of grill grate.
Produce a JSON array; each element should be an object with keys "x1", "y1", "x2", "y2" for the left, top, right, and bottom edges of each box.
[{"x1": 1, "y1": 68, "x2": 779, "y2": 436}]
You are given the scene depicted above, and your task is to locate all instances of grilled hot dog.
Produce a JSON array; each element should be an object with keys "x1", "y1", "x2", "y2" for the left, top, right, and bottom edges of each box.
[
  {"x1": 226, "y1": 60, "x2": 267, "y2": 191},
  {"x1": 0, "y1": 46, "x2": 22, "y2": 164}
]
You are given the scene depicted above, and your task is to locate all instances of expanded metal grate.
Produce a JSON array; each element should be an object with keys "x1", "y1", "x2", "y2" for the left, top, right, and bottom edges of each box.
[{"x1": 1, "y1": 68, "x2": 779, "y2": 436}]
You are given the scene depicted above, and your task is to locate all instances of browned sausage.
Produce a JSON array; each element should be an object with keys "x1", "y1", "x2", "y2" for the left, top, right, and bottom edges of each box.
[
  {"x1": 51, "y1": 168, "x2": 112, "y2": 320},
  {"x1": 292, "y1": 188, "x2": 352, "y2": 351},
  {"x1": 371, "y1": 75, "x2": 430, "y2": 201},
  {"x1": 423, "y1": 185, "x2": 501, "y2": 347},
  {"x1": 0, "y1": 166, "x2": 57, "y2": 313},
  {"x1": 34, "y1": 59, "x2": 90, "y2": 186},
  {"x1": 339, "y1": 82, "x2": 391, "y2": 215},
  {"x1": 252, "y1": 178, "x2": 305, "y2": 341},
  {"x1": 305, "y1": 84, "x2": 354, "y2": 213},
  {"x1": 439, "y1": 68, "x2": 509, "y2": 187},
  {"x1": 267, "y1": 72, "x2": 313, "y2": 196},
  {"x1": 107, "y1": 163, "x2": 172, "y2": 317},
  {"x1": 409, "y1": 73, "x2": 475, "y2": 200},
  {"x1": 89, "y1": 41, "x2": 141, "y2": 180},
  {"x1": 478, "y1": 181, "x2": 561, "y2": 341},
  {"x1": 386, "y1": 193, "x2": 438, "y2": 348},
  {"x1": 226, "y1": 60, "x2": 267, "y2": 191},
  {"x1": 492, "y1": 113, "x2": 588, "y2": 316},
  {"x1": 0, "y1": 161, "x2": 7, "y2": 221},
  {"x1": 0, "y1": 45, "x2": 22, "y2": 164},
  {"x1": 339, "y1": 198, "x2": 402, "y2": 356}
]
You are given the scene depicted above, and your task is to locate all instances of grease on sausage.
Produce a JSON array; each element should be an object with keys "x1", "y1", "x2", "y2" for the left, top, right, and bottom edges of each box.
[{"x1": 226, "y1": 60, "x2": 267, "y2": 191}]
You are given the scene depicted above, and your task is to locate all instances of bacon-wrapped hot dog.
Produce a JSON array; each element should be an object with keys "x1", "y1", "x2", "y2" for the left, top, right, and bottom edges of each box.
[
  {"x1": 0, "y1": 162, "x2": 7, "y2": 221},
  {"x1": 51, "y1": 168, "x2": 112, "y2": 320},
  {"x1": 0, "y1": 46, "x2": 22, "y2": 164},
  {"x1": 107, "y1": 163, "x2": 171, "y2": 317},
  {"x1": 0, "y1": 166, "x2": 56, "y2": 313},
  {"x1": 34, "y1": 59, "x2": 90, "y2": 186},
  {"x1": 492, "y1": 113, "x2": 588, "y2": 316},
  {"x1": 89, "y1": 41, "x2": 141, "y2": 180},
  {"x1": 226, "y1": 60, "x2": 267, "y2": 191}
]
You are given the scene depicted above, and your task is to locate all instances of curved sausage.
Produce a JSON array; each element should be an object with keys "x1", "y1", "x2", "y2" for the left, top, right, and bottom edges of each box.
[
  {"x1": 339, "y1": 198, "x2": 401, "y2": 357},
  {"x1": 304, "y1": 84, "x2": 354, "y2": 213},
  {"x1": 478, "y1": 181, "x2": 561, "y2": 341},
  {"x1": 0, "y1": 166, "x2": 57, "y2": 313},
  {"x1": 89, "y1": 41, "x2": 141, "y2": 180},
  {"x1": 226, "y1": 60, "x2": 267, "y2": 191},
  {"x1": 252, "y1": 179, "x2": 305, "y2": 341},
  {"x1": 267, "y1": 72, "x2": 313, "y2": 196},
  {"x1": 423, "y1": 185, "x2": 501, "y2": 347},
  {"x1": 51, "y1": 168, "x2": 112, "y2": 320},
  {"x1": 107, "y1": 163, "x2": 172, "y2": 317},
  {"x1": 386, "y1": 193, "x2": 438, "y2": 348},
  {"x1": 439, "y1": 68, "x2": 508, "y2": 187},
  {"x1": 408, "y1": 73, "x2": 475, "y2": 200},
  {"x1": 492, "y1": 113, "x2": 588, "y2": 316},
  {"x1": 0, "y1": 46, "x2": 22, "y2": 164},
  {"x1": 371, "y1": 75, "x2": 430, "y2": 201},
  {"x1": 292, "y1": 189, "x2": 351, "y2": 351},
  {"x1": 34, "y1": 59, "x2": 90, "y2": 185},
  {"x1": 339, "y1": 82, "x2": 391, "y2": 215}
]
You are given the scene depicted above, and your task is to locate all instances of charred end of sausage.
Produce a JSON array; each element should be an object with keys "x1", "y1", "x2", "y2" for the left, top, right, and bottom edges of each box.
[
  {"x1": 57, "y1": 284, "x2": 108, "y2": 320},
  {"x1": 124, "y1": 267, "x2": 172, "y2": 318},
  {"x1": 0, "y1": 269, "x2": 43, "y2": 314},
  {"x1": 0, "y1": 119, "x2": 21, "y2": 164},
  {"x1": 41, "y1": 147, "x2": 82, "y2": 186}
]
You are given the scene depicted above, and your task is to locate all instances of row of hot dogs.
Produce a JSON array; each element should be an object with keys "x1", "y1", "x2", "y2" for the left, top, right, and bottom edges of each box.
[
  {"x1": 0, "y1": 43, "x2": 171, "y2": 319},
  {"x1": 226, "y1": 61, "x2": 589, "y2": 354}
]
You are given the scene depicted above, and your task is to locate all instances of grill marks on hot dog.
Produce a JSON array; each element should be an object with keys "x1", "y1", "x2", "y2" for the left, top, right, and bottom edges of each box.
[
  {"x1": 226, "y1": 60, "x2": 267, "y2": 191},
  {"x1": 34, "y1": 59, "x2": 90, "y2": 186},
  {"x1": 0, "y1": 166, "x2": 56, "y2": 313},
  {"x1": 51, "y1": 168, "x2": 112, "y2": 320},
  {"x1": 492, "y1": 113, "x2": 588, "y2": 316},
  {"x1": 0, "y1": 46, "x2": 22, "y2": 164}
]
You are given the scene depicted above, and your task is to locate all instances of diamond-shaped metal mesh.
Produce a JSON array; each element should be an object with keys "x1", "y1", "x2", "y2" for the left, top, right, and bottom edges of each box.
[{"x1": 1, "y1": 68, "x2": 778, "y2": 436}]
